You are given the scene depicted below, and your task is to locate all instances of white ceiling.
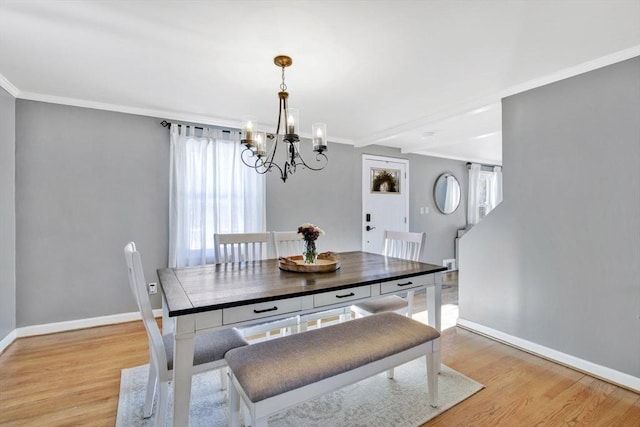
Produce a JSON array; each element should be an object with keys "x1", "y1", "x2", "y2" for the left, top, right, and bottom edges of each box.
[{"x1": 1, "y1": 1, "x2": 639, "y2": 165}]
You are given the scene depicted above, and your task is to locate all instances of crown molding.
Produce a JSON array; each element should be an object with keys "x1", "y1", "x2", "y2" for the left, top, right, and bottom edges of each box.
[
  {"x1": 356, "y1": 46, "x2": 640, "y2": 148},
  {"x1": 498, "y1": 45, "x2": 640, "y2": 100},
  {"x1": 6, "y1": 46, "x2": 638, "y2": 149},
  {"x1": 353, "y1": 99, "x2": 499, "y2": 148},
  {"x1": 408, "y1": 150, "x2": 502, "y2": 167},
  {"x1": 15, "y1": 91, "x2": 355, "y2": 145},
  {"x1": 18, "y1": 91, "x2": 246, "y2": 129},
  {"x1": 0, "y1": 73, "x2": 20, "y2": 97}
]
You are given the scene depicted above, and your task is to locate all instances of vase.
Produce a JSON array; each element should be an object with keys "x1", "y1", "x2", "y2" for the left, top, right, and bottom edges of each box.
[{"x1": 303, "y1": 239, "x2": 318, "y2": 264}]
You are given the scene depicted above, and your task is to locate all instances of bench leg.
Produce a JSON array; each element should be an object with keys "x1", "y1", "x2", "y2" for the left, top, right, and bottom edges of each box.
[
  {"x1": 426, "y1": 342, "x2": 439, "y2": 408},
  {"x1": 219, "y1": 367, "x2": 228, "y2": 390},
  {"x1": 228, "y1": 374, "x2": 241, "y2": 427}
]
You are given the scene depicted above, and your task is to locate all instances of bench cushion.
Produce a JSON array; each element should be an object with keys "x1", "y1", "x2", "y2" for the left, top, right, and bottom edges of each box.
[{"x1": 225, "y1": 312, "x2": 439, "y2": 402}]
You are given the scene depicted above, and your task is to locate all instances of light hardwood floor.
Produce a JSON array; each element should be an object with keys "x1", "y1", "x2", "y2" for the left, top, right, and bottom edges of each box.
[{"x1": 1, "y1": 279, "x2": 638, "y2": 426}]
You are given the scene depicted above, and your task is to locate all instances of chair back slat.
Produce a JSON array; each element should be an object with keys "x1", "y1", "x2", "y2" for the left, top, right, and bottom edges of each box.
[
  {"x1": 214, "y1": 232, "x2": 270, "y2": 262},
  {"x1": 124, "y1": 242, "x2": 169, "y2": 377},
  {"x1": 272, "y1": 231, "x2": 305, "y2": 258},
  {"x1": 383, "y1": 230, "x2": 424, "y2": 262}
]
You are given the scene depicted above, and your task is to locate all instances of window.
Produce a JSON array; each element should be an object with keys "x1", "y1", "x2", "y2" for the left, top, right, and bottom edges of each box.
[
  {"x1": 468, "y1": 163, "x2": 502, "y2": 226},
  {"x1": 477, "y1": 171, "x2": 495, "y2": 220},
  {"x1": 169, "y1": 125, "x2": 265, "y2": 267}
]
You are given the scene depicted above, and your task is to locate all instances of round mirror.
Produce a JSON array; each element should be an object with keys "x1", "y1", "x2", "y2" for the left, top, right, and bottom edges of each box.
[{"x1": 434, "y1": 173, "x2": 461, "y2": 214}]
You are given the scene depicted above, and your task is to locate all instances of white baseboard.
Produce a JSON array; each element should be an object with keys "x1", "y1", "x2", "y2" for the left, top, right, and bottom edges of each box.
[
  {"x1": 0, "y1": 329, "x2": 18, "y2": 354},
  {"x1": 457, "y1": 318, "x2": 640, "y2": 393},
  {"x1": 0, "y1": 309, "x2": 162, "y2": 354}
]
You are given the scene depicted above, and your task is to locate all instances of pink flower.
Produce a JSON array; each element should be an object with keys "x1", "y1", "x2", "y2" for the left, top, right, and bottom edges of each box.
[{"x1": 297, "y1": 223, "x2": 324, "y2": 241}]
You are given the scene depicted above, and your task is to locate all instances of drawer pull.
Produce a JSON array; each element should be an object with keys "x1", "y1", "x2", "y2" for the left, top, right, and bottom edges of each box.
[
  {"x1": 397, "y1": 281, "x2": 413, "y2": 287},
  {"x1": 335, "y1": 292, "x2": 355, "y2": 299},
  {"x1": 254, "y1": 306, "x2": 278, "y2": 314}
]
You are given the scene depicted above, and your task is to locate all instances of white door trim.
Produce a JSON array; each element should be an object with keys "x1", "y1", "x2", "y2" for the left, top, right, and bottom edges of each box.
[{"x1": 362, "y1": 154, "x2": 410, "y2": 252}]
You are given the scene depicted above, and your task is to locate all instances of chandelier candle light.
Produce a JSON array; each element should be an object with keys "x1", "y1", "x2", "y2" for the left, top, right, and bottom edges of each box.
[
  {"x1": 240, "y1": 55, "x2": 328, "y2": 182},
  {"x1": 298, "y1": 223, "x2": 324, "y2": 264}
]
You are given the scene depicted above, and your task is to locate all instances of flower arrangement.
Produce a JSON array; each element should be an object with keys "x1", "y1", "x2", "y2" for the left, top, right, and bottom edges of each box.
[{"x1": 297, "y1": 223, "x2": 324, "y2": 264}]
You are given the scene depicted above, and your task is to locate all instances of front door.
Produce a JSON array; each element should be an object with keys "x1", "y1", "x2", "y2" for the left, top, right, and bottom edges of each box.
[{"x1": 362, "y1": 155, "x2": 409, "y2": 254}]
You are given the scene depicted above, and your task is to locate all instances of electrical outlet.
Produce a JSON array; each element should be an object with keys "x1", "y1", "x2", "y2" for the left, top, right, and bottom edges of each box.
[
  {"x1": 148, "y1": 282, "x2": 158, "y2": 295},
  {"x1": 443, "y1": 259, "x2": 456, "y2": 271}
]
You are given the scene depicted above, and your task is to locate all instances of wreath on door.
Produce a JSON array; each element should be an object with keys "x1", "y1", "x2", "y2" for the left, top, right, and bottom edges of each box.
[{"x1": 371, "y1": 169, "x2": 398, "y2": 193}]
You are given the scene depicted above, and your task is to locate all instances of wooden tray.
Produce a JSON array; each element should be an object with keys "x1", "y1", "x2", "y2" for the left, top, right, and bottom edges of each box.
[{"x1": 278, "y1": 252, "x2": 341, "y2": 273}]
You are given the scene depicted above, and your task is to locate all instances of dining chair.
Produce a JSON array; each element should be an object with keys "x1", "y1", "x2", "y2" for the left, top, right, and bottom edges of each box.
[
  {"x1": 272, "y1": 231, "x2": 304, "y2": 259},
  {"x1": 214, "y1": 232, "x2": 270, "y2": 263},
  {"x1": 273, "y1": 231, "x2": 352, "y2": 331},
  {"x1": 351, "y1": 230, "x2": 425, "y2": 318},
  {"x1": 214, "y1": 232, "x2": 298, "y2": 340},
  {"x1": 124, "y1": 242, "x2": 249, "y2": 427}
]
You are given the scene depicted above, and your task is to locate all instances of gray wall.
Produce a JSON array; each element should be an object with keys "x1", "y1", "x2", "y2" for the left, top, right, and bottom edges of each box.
[
  {"x1": 459, "y1": 57, "x2": 640, "y2": 377},
  {"x1": 15, "y1": 101, "x2": 170, "y2": 326},
  {"x1": 266, "y1": 143, "x2": 467, "y2": 265},
  {"x1": 11, "y1": 100, "x2": 466, "y2": 329},
  {"x1": 0, "y1": 86, "x2": 16, "y2": 339},
  {"x1": 408, "y1": 154, "x2": 467, "y2": 265}
]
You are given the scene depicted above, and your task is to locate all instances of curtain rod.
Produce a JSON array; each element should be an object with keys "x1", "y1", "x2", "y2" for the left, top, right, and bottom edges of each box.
[
  {"x1": 467, "y1": 162, "x2": 503, "y2": 172},
  {"x1": 160, "y1": 120, "x2": 232, "y2": 133},
  {"x1": 466, "y1": 162, "x2": 502, "y2": 169}
]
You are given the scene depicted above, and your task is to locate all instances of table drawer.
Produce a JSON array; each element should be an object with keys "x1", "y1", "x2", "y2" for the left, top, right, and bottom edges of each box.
[
  {"x1": 314, "y1": 286, "x2": 371, "y2": 308},
  {"x1": 223, "y1": 298, "x2": 302, "y2": 325},
  {"x1": 380, "y1": 274, "x2": 434, "y2": 295}
]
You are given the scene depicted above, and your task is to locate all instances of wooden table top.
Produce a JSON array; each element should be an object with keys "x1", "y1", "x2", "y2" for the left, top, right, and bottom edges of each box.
[{"x1": 157, "y1": 251, "x2": 447, "y2": 317}]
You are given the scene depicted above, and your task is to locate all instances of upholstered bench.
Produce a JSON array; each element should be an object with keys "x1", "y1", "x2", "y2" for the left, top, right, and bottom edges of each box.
[{"x1": 225, "y1": 312, "x2": 440, "y2": 427}]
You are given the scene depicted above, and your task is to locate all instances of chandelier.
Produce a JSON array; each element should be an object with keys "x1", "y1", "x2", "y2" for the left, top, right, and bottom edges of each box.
[{"x1": 240, "y1": 55, "x2": 328, "y2": 182}]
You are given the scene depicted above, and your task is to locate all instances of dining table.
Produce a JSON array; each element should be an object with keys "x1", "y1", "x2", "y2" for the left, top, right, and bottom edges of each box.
[{"x1": 157, "y1": 250, "x2": 447, "y2": 426}]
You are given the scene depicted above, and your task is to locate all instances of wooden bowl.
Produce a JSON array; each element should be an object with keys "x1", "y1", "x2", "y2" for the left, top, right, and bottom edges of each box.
[{"x1": 278, "y1": 252, "x2": 341, "y2": 273}]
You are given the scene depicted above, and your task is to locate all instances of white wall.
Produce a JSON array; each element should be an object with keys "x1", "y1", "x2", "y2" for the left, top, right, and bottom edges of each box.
[{"x1": 459, "y1": 57, "x2": 640, "y2": 380}]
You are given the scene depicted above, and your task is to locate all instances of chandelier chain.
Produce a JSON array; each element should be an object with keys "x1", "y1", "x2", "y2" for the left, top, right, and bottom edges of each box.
[{"x1": 280, "y1": 66, "x2": 287, "y2": 92}]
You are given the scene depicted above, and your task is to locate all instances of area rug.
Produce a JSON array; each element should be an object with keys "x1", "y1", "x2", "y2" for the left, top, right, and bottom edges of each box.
[{"x1": 116, "y1": 359, "x2": 483, "y2": 427}]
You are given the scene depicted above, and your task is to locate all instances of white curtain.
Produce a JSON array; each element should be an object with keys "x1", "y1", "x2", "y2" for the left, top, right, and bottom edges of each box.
[
  {"x1": 467, "y1": 163, "x2": 481, "y2": 226},
  {"x1": 168, "y1": 124, "x2": 266, "y2": 267},
  {"x1": 467, "y1": 163, "x2": 503, "y2": 227},
  {"x1": 490, "y1": 165, "x2": 503, "y2": 207}
]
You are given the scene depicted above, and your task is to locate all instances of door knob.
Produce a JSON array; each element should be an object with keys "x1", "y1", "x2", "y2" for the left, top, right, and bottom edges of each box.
[{"x1": 366, "y1": 225, "x2": 376, "y2": 231}]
